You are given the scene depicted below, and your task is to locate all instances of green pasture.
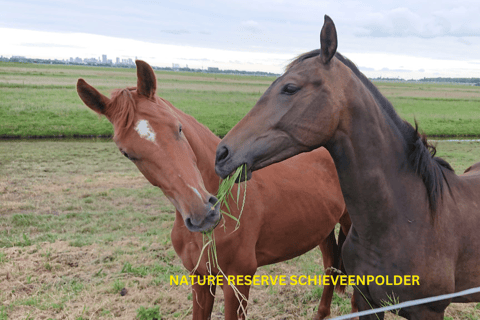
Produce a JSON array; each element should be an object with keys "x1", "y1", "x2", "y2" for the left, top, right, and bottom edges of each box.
[
  {"x1": 392, "y1": 97, "x2": 480, "y2": 136},
  {"x1": 1, "y1": 62, "x2": 480, "y2": 138}
]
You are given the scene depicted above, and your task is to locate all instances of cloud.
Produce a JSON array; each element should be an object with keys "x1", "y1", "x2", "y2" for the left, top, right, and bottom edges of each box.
[
  {"x1": 360, "y1": 66, "x2": 375, "y2": 72},
  {"x1": 240, "y1": 20, "x2": 262, "y2": 34},
  {"x1": 161, "y1": 29, "x2": 190, "y2": 35},
  {"x1": 355, "y1": 6, "x2": 480, "y2": 38},
  {"x1": 3, "y1": 0, "x2": 480, "y2": 78},
  {"x1": 381, "y1": 67, "x2": 412, "y2": 72},
  {"x1": 21, "y1": 43, "x2": 82, "y2": 48},
  {"x1": 178, "y1": 58, "x2": 210, "y2": 61}
]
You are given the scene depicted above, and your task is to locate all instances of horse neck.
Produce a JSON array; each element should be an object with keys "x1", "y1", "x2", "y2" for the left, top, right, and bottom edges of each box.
[
  {"x1": 325, "y1": 82, "x2": 422, "y2": 238},
  {"x1": 172, "y1": 108, "x2": 221, "y2": 194}
]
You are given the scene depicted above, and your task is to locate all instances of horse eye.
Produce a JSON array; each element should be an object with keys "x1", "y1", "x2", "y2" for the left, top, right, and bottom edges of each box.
[
  {"x1": 179, "y1": 124, "x2": 183, "y2": 134},
  {"x1": 121, "y1": 150, "x2": 136, "y2": 161},
  {"x1": 281, "y1": 84, "x2": 300, "y2": 95}
]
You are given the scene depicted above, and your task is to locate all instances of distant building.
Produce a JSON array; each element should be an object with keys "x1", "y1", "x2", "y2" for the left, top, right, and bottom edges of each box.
[
  {"x1": 172, "y1": 63, "x2": 180, "y2": 71},
  {"x1": 208, "y1": 67, "x2": 219, "y2": 72},
  {"x1": 116, "y1": 57, "x2": 120, "y2": 64},
  {"x1": 84, "y1": 57, "x2": 99, "y2": 64},
  {"x1": 10, "y1": 56, "x2": 27, "y2": 62},
  {"x1": 102, "y1": 54, "x2": 107, "y2": 64}
]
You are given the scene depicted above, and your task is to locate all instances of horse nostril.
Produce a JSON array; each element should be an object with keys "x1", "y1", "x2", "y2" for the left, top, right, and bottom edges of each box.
[
  {"x1": 216, "y1": 145, "x2": 230, "y2": 165},
  {"x1": 185, "y1": 217, "x2": 193, "y2": 228},
  {"x1": 208, "y1": 195, "x2": 219, "y2": 207},
  {"x1": 208, "y1": 196, "x2": 220, "y2": 220}
]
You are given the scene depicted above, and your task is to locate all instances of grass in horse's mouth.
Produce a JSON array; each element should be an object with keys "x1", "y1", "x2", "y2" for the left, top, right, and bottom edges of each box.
[
  {"x1": 214, "y1": 163, "x2": 248, "y2": 230},
  {"x1": 199, "y1": 164, "x2": 246, "y2": 235},
  {"x1": 192, "y1": 165, "x2": 249, "y2": 311}
]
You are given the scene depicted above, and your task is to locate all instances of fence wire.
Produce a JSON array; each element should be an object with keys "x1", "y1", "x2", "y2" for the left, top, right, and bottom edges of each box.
[{"x1": 330, "y1": 286, "x2": 480, "y2": 320}]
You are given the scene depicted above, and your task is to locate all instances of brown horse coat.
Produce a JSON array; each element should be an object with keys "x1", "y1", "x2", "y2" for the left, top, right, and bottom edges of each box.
[
  {"x1": 76, "y1": 60, "x2": 353, "y2": 320},
  {"x1": 215, "y1": 16, "x2": 480, "y2": 320}
]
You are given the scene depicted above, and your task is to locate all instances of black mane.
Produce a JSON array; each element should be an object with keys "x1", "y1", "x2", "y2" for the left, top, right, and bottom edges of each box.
[{"x1": 289, "y1": 49, "x2": 453, "y2": 218}]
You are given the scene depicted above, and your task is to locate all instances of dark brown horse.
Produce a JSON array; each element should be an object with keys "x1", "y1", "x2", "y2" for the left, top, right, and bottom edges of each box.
[
  {"x1": 76, "y1": 60, "x2": 354, "y2": 319},
  {"x1": 215, "y1": 16, "x2": 480, "y2": 320}
]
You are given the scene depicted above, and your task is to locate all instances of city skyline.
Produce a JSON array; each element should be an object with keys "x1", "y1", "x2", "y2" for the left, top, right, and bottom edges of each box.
[
  {"x1": 3, "y1": 54, "x2": 480, "y2": 84},
  {"x1": 0, "y1": 54, "x2": 281, "y2": 77},
  {"x1": 2, "y1": 54, "x2": 136, "y2": 66}
]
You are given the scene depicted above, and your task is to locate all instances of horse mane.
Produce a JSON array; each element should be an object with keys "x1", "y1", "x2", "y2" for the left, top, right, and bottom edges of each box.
[
  {"x1": 288, "y1": 49, "x2": 454, "y2": 218},
  {"x1": 286, "y1": 50, "x2": 324, "y2": 71},
  {"x1": 106, "y1": 87, "x2": 137, "y2": 140}
]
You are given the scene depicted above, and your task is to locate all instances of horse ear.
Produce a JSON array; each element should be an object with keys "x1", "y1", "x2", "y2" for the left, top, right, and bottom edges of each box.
[
  {"x1": 320, "y1": 15, "x2": 337, "y2": 64},
  {"x1": 77, "y1": 79, "x2": 110, "y2": 115},
  {"x1": 136, "y1": 60, "x2": 157, "y2": 99}
]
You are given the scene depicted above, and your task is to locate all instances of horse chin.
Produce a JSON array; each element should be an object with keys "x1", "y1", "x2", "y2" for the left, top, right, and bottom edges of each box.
[
  {"x1": 250, "y1": 144, "x2": 310, "y2": 174},
  {"x1": 220, "y1": 163, "x2": 252, "y2": 182},
  {"x1": 250, "y1": 153, "x2": 288, "y2": 174},
  {"x1": 201, "y1": 216, "x2": 222, "y2": 234}
]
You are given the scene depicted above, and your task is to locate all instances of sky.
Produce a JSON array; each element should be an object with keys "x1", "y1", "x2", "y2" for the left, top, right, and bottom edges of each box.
[{"x1": 1, "y1": 0, "x2": 480, "y2": 79}]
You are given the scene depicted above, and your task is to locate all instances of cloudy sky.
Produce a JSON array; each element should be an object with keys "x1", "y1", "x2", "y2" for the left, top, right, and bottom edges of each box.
[{"x1": 1, "y1": 0, "x2": 480, "y2": 79}]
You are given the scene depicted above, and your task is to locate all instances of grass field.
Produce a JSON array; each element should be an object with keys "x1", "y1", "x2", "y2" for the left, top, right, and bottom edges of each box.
[
  {"x1": 1, "y1": 62, "x2": 480, "y2": 319},
  {"x1": 1, "y1": 140, "x2": 480, "y2": 319},
  {"x1": 0, "y1": 62, "x2": 272, "y2": 138},
  {"x1": 1, "y1": 62, "x2": 480, "y2": 138}
]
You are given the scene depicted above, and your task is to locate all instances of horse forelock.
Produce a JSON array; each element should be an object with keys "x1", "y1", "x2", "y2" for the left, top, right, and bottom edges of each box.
[
  {"x1": 108, "y1": 87, "x2": 137, "y2": 140},
  {"x1": 287, "y1": 49, "x2": 453, "y2": 218},
  {"x1": 107, "y1": 88, "x2": 186, "y2": 142}
]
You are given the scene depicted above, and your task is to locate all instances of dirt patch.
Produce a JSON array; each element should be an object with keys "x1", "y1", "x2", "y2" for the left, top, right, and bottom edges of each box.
[
  {"x1": 0, "y1": 240, "x2": 185, "y2": 319},
  {"x1": 0, "y1": 173, "x2": 149, "y2": 215}
]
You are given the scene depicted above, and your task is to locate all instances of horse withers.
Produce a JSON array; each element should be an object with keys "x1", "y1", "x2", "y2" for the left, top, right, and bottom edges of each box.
[
  {"x1": 76, "y1": 60, "x2": 354, "y2": 319},
  {"x1": 215, "y1": 15, "x2": 480, "y2": 320}
]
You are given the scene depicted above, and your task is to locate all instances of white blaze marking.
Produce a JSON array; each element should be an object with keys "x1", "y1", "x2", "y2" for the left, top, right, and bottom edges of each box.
[
  {"x1": 135, "y1": 119, "x2": 156, "y2": 143},
  {"x1": 189, "y1": 186, "x2": 203, "y2": 200}
]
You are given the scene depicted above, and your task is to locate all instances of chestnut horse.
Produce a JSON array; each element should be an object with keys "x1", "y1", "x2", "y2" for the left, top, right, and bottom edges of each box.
[
  {"x1": 215, "y1": 16, "x2": 480, "y2": 320},
  {"x1": 76, "y1": 60, "x2": 353, "y2": 319},
  {"x1": 464, "y1": 161, "x2": 480, "y2": 174}
]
